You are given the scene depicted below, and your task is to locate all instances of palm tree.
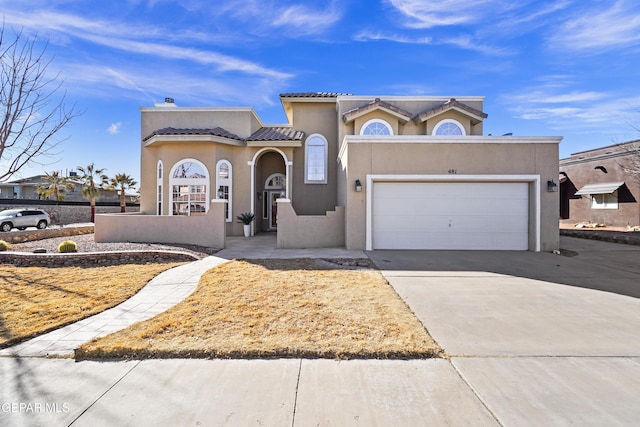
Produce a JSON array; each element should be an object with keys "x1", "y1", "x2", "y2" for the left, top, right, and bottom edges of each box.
[
  {"x1": 77, "y1": 163, "x2": 108, "y2": 222},
  {"x1": 35, "y1": 171, "x2": 75, "y2": 201},
  {"x1": 109, "y1": 173, "x2": 137, "y2": 212}
]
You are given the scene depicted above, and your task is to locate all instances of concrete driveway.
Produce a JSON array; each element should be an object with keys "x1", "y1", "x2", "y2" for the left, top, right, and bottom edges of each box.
[{"x1": 366, "y1": 236, "x2": 640, "y2": 426}]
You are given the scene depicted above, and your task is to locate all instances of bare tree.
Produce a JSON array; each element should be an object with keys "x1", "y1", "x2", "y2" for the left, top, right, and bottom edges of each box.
[{"x1": 0, "y1": 22, "x2": 78, "y2": 181}]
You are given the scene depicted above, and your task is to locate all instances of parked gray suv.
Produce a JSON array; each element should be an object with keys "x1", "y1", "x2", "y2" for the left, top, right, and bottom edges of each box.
[{"x1": 0, "y1": 208, "x2": 51, "y2": 232}]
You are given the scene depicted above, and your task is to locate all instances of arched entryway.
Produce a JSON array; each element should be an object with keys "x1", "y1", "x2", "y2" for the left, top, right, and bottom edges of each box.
[{"x1": 249, "y1": 148, "x2": 291, "y2": 235}]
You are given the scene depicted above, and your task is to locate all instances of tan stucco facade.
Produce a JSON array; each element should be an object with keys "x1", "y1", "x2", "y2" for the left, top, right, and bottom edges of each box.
[{"x1": 124, "y1": 93, "x2": 562, "y2": 251}]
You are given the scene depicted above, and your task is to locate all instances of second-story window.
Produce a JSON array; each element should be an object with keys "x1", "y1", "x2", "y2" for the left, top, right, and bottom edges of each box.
[
  {"x1": 361, "y1": 119, "x2": 392, "y2": 135},
  {"x1": 434, "y1": 119, "x2": 465, "y2": 135},
  {"x1": 305, "y1": 134, "x2": 328, "y2": 184}
]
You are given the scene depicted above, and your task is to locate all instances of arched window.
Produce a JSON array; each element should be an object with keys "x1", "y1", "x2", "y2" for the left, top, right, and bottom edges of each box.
[
  {"x1": 156, "y1": 160, "x2": 163, "y2": 215},
  {"x1": 433, "y1": 119, "x2": 465, "y2": 136},
  {"x1": 361, "y1": 119, "x2": 393, "y2": 135},
  {"x1": 305, "y1": 134, "x2": 328, "y2": 184},
  {"x1": 216, "y1": 160, "x2": 232, "y2": 222},
  {"x1": 169, "y1": 159, "x2": 209, "y2": 216},
  {"x1": 265, "y1": 173, "x2": 286, "y2": 190}
]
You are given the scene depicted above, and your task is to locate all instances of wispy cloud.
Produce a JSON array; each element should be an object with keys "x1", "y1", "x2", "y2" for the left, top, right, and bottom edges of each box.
[
  {"x1": 354, "y1": 30, "x2": 508, "y2": 56},
  {"x1": 510, "y1": 91, "x2": 607, "y2": 104},
  {"x1": 440, "y1": 34, "x2": 512, "y2": 56},
  {"x1": 59, "y1": 62, "x2": 284, "y2": 107},
  {"x1": 205, "y1": 0, "x2": 343, "y2": 37},
  {"x1": 2, "y1": 8, "x2": 291, "y2": 80},
  {"x1": 503, "y1": 81, "x2": 640, "y2": 134},
  {"x1": 107, "y1": 122, "x2": 122, "y2": 135},
  {"x1": 550, "y1": 0, "x2": 640, "y2": 51},
  {"x1": 272, "y1": 3, "x2": 343, "y2": 35},
  {"x1": 385, "y1": 0, "x2": 499, "y2": 29},
  {"x1": 354, "y1": 31, "x2": 432, "y2": 44}
]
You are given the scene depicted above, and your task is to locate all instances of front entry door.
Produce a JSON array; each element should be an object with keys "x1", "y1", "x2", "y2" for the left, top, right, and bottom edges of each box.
[
  {"x1": 268, "y1": 191, "x2": 280, "y2": 230},
  {"x1": 263, "y1": 173, "x2": 286, "y2": 231}
]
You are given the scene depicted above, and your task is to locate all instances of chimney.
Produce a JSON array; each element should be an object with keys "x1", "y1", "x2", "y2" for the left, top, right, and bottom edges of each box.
[{"x1": 155, "y1": 97, "x2": 176, "y2": 107}]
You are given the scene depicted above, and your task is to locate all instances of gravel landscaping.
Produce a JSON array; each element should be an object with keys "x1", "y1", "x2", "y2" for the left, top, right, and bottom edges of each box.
[{"x1": 6, "y1": 233, "x2": 217, "y2": 259}]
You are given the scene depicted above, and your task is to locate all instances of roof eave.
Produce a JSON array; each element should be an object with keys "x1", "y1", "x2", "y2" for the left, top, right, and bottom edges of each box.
[
  {"x1": 144, "y1": 135, "x2": 246, "y2": 147},
  {"x1": 245, "y1": 140, "x2": 302, "y2": 148},
  {"x1": 415, "y1": 105, "x2": 487, "y2": 125},
  {"x1": 343, "y1": 106, "x2": 412, "y2": 124}
]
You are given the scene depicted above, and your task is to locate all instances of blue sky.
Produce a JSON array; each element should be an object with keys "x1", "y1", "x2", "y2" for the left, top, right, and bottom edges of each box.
[{"x1": 3, "y1": 0, "x2": 640, "y2": 183}]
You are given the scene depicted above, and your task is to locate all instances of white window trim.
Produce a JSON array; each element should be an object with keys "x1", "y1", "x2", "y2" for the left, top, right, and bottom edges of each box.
[
  {"x1": 216, "y1": 159, "x2": 232, "y2": 222},
  {"x1": 360, "y1": 118, "x2": 393, "y2": 136},
  {"x1": 304, "y1": 133, "x2": 328, "y2": 184},
  {"x1": 591, "y1": 192, "x2": 618, "y2": 210},
  {"x1": 169, "y1": 158, "x2": 210, "y2": 216},
  {"x1": 433, "y1": 118, "x2": 466, "y2": 136},
  {"x1": 156, "y1": 160, "x2": 163, "y2": 215}
]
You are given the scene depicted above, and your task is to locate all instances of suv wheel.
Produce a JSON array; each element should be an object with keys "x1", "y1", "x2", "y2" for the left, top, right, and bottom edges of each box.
[
  {"x1": 37, "y1": 220, "x2": 48, "y2": 230},
  {"x1": 0, "y1": 222, "x2": 11, "y2": 232}
]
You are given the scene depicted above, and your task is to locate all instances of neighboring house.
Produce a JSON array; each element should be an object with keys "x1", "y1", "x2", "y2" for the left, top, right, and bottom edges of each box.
[
  {"x1": 98, "y1": 93, "x2": 561, "y2": 251},
  {"x1": 559, "y1": 141, "x2": 640, "y2": 227},
  {"x1": 0, "y1": 173, "x2": 135, "y2": 203}
]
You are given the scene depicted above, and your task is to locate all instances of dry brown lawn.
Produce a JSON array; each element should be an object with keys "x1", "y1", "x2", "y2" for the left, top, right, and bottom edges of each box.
[
  {"x1": 77, "y1": 259, "x2": 441, "y2": 360},
  {"x1": 0, "y1": 262, "x2": 185, "y2": 348}
]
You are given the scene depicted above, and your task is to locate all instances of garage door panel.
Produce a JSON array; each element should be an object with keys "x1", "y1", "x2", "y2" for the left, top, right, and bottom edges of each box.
[
  {"x1": 374, "y1": 231, "x2": 527, "y2": 250},
  {"x1": 372, "y1": 181, "x2": 529, "y2": 250}
]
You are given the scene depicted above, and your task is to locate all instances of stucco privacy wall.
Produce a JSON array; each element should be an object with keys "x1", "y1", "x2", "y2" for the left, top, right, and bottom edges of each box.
[
  {"x1": 0, "y1": 202, "x2": 138, "y2": 225},
  {"x1": 276, "y1": 200, "x2": 344, "y2": 248},
  {"x1": 339, "y1": 137, "x2": 561, "y2": 251},
  {"x1": 95, "y1": 200, "x2": 226, "y2": 248}
]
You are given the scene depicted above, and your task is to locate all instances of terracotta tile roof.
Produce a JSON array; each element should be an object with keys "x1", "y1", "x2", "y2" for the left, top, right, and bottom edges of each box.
[
  {"x1": 143, "y1": 127, "x2": 243, "y2": 142},
  {"x1": 414, "y1": 98, "x2": 488, "y2": 124},
  {"x1": 280, "y1": 92, "x2": 352, "y2": 98},
  {"x1": 143, "y1": 126, "x2": 305, "y2": 143},
  {"x1": 247, "y1": 127, "x2": 305, "y2": 142},
  {"x1": 342, "y1": 98, "x2": 412, "y2": 123}
]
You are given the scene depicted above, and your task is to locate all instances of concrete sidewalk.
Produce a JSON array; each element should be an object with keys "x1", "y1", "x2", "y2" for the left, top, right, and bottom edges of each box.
[
  {"x1": 0, "y1": 256, "x2": 228, "y2": 357},
  {"x1": 0, "y1": 358, "x2": 498, "y2": 426}
]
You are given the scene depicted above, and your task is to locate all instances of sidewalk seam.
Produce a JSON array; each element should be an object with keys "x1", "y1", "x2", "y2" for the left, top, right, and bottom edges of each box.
[
  {"x1": 449, "y1": 359, "x2": 505, "y2": 427},
  {"x1": 67, "y1": 361, "x2": 141, "y2": 426},
  {"x1": 290, "y1": 359, "x2": 302, "y2": 427}
]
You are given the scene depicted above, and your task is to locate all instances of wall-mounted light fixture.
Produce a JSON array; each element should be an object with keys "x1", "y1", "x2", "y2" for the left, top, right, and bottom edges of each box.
[
  {"x1": 355, "y1": 179, "x2": 362, "y2": 192},
  {"x1": 217, "y1": 186, "x2": 225, "y2": 198},
  {"x1": 547, "y1": 180, "x2": 558, "y2": 192}
]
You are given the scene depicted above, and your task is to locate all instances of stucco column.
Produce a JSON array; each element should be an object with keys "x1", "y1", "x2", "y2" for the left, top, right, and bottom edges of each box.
[
  {"x1": 286, "y1": 160, "x2": 293, "y2": 200},
  {"x1": 248, "y1": 159, "x2": 255, "y2": 236}
]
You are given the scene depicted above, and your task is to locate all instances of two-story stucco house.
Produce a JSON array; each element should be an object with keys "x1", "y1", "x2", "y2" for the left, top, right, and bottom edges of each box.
[{"x1": 96, "y1": 92, "x2": 561, "y2": 251}]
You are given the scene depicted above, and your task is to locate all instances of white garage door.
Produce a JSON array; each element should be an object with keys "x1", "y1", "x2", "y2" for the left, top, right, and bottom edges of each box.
[{"x1": 372, "y1": 181, "x2": 529, "y2": 250}]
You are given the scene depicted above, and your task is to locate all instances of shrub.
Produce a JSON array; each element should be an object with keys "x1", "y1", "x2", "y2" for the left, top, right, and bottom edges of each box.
[
  {"x1": 236, "y1": 212, "x2": 255, "y2": 224},
  {"x1": 0, "y1": 240, "x2": 10, "y2": 251},
  {"x1": 57, "y1": 240, "x2": 78, "y2": 253}
]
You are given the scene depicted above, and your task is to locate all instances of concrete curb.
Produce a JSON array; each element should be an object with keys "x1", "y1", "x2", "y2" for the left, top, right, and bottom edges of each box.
[{"x1": 560, "y1": 228, "x2": 640, "y2": 245}]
